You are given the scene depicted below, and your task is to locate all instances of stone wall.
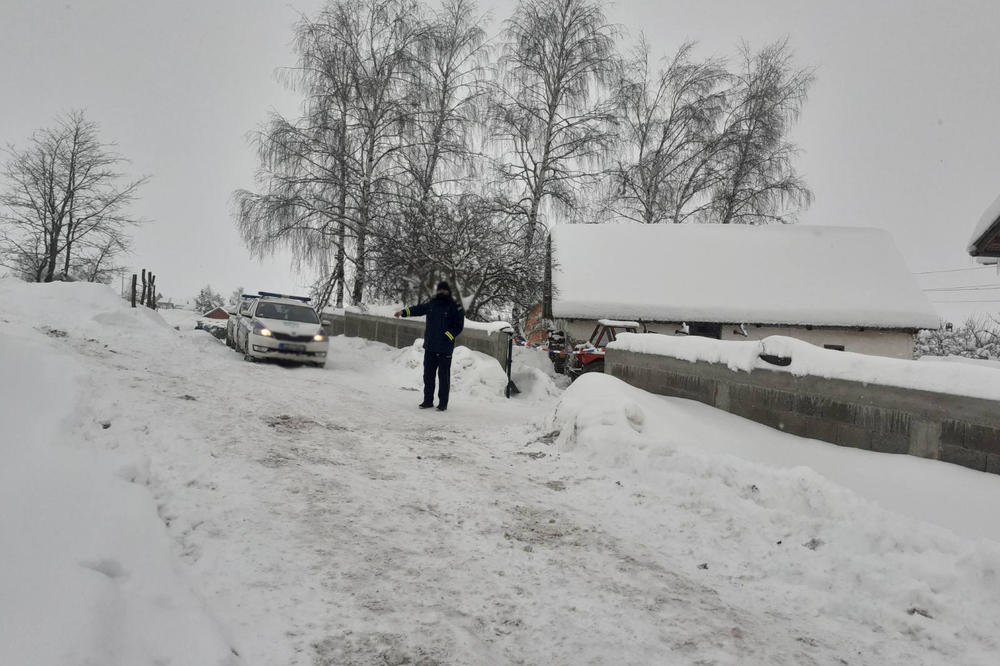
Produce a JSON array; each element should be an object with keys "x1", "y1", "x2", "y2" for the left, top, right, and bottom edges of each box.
[
  {"x1": 323, "y1": 311, "x2": 510, "y2": 369},
  {"x1": 605, "y1": 348, "x2": 1000, "y2": 475}
]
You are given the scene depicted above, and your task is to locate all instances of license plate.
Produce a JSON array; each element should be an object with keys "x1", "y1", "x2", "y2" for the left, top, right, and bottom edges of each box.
[{"x1": 279, "y1": 343, "x2": 306, "y2": 352}]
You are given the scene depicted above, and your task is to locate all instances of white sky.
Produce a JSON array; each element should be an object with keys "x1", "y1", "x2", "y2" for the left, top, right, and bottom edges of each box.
[{"x1": 2, "y1": 0, "x2": 1000, "y2": 321}]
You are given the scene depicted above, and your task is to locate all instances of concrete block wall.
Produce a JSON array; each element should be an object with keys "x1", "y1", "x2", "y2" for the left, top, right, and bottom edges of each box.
[
  {"x1": 606, "y1": 349, "x2": 1000, "y2": 475},
  {"x1": 323, "y1": 312, "x2": 510, "y2": 369}
]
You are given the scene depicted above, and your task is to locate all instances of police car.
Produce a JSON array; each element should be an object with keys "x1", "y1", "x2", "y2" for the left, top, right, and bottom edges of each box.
[{"x1": 235, "y1": 292, "x2": 329, "y2": 368}]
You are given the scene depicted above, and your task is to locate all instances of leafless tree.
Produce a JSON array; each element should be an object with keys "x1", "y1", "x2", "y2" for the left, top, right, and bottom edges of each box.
[
  {"x1": 375, "y1": 0, "x2": 491, "y2": 300},
  {"x1": 492, "y1": 0, "x2": 618, "y2": 255},
  {"x1": 370, "y1": 194, "x2": 544, "y2": 318},
  {"x1": 234, "y1": 110, "x2": 352, "y2": 307},
  {"x1": 235, "y1": 0, "x2": 422, "y2": 307},
  {"x1": 0, "y1": 110, "x2": 146, "y2": 282},
  {"x1": 609, "y1": 40, "x2": 729, "y2": 224},
  {"x1": 712, "y1": 39, "x2": 814, "y2": 225}
]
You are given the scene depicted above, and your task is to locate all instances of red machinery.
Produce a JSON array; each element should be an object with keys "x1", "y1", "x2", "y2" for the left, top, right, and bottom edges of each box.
[{"x1": 548, "y1": 319, "x2": 642, "y2": 377}]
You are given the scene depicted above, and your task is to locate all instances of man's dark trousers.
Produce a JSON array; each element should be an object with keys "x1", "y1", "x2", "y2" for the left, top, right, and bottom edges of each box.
[{"x1": 423, "y1": 351, "x2": 452, "y2": 407}]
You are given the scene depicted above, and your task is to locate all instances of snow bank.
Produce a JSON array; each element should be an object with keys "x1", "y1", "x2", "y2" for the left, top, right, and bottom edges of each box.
[
  {"x1": 0, "y1": 277, "x2": 174, "y2": 337},
  {"x1": 610, "y1": 332, "x2": 1000, "y2": 401},
  {"x1": 547, "y1": 373, "x2": 1000, "y2": 661},
  {"x1": 338, "y1": 336, "x2": 563, "y2": 402},
  {"x1": 0, "y1": 279, "x2": 236, "y2": 666},
  {"x1": 391, "y1": 339, "x2": 510, "y2": 399},
  {"x1": 549, "y1": 223, "x2": 939, "y2": 329},
  {"x1": 510, "y1": 344, "x2": 569, "y2": 399}
]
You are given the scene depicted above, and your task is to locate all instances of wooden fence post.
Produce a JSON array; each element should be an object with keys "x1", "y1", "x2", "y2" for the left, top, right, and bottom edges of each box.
[{"x1": 131, "y1": 274, "x2": 137, "y2": 308}]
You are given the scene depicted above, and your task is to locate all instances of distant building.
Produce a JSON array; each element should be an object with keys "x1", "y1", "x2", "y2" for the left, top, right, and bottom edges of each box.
[
  {"x1": 968, "y1": 194, "x2": 1000, "y2": 262},
  {"x1": 201, "y1": 307, "x2": 230, "y2": 320},
  {"x1": 544, "y1": 224, "x2": 940, "y2": 359}
]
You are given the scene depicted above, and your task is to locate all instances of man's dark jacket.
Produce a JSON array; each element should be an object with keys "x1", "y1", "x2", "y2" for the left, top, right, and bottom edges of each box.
[{"x1": 401, "y1": 295, "x2": 465, "y2": 354}]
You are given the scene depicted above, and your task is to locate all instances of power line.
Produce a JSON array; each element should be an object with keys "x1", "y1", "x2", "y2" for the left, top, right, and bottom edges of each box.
[
  {"x1": 930, "y1": 298, "x2": 1000, "y2": 304},
  {"x1": 923, "y1": 284, "x2": 1000, "y2": 292},
  {"x1": 914, "y1": 265, "x2": 995, "y2": 275}
]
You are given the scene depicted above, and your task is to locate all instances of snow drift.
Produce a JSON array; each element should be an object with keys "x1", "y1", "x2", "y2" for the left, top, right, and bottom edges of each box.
[
  {"x1": 0, "y1": 278, "x2": 237, "y2": 666},
  {"x1": 547, "y1": 373, "x2": 1000, "y2": 663}
]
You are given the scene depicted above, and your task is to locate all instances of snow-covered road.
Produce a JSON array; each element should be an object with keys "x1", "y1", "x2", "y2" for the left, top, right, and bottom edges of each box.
[{"x1": 4, "y1": 280, "x2": 1000, "y2": 666}]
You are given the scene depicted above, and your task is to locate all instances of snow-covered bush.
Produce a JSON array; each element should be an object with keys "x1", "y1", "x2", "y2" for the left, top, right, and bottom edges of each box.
[{"x1": 915, "y1": 315, "x2": 1000, "y2": 360}]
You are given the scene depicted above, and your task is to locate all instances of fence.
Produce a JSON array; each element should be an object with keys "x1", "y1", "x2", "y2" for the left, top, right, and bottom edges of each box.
[
  {"x1": 605, "y1": 348, "x2": 1000, "y2": 475},
  {"x1": 130, "y1": 268, "x2": 158, "y2": 309}
]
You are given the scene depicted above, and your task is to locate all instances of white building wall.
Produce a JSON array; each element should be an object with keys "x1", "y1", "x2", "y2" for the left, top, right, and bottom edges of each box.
[{"x1": 562, "y1": 319, "x2": 916, "y2": 360}]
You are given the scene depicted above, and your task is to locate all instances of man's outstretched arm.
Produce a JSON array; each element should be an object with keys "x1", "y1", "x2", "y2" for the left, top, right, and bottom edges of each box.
[{"x1": 394, "y1": 302, "x2": 430, "y2": 318}]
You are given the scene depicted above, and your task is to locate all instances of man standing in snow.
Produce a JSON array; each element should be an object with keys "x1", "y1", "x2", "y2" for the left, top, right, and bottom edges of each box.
[{"x1": 394, "y1": 281, "x2": 465, "y2": 411}]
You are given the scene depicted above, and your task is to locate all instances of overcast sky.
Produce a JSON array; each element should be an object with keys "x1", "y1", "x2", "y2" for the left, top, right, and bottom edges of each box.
[{"x1": 2, "y1": 0, "x2": 1000, "y2": 321}]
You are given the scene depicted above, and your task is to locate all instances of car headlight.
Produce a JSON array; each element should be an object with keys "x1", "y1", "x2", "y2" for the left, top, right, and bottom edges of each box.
[
  {"x1": 313, "y1": 333, "x2": 325, "y2": 342},
  {"x1": 259, "y1": 328, "x2": 272, "y2": 337}
]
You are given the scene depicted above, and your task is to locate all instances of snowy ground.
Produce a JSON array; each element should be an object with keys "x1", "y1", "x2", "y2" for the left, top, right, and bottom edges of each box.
[{"x1": 3, "y1": 279, "x2": 1000, "y2": 665}]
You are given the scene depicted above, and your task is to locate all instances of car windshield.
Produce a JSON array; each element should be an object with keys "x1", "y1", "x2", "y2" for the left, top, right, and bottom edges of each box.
[{"x1": 255, "y1": 302, "x2": 318, "y2": 324}]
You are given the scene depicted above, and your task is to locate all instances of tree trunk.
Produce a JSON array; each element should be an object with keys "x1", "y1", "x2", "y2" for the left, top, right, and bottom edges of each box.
[
  {"x1": 43, "y1": 238, "x2": 59, "y2": 282},
  {"x1": 334, "y1": 220, "x2": 346, "y2": 308}
]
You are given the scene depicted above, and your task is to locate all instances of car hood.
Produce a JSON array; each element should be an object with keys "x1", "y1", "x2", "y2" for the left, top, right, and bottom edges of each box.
[{"x1": 256, "y1": 318, "x2": 322, "y2": 336}]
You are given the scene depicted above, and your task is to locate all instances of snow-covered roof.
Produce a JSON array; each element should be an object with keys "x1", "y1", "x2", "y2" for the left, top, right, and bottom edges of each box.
[
  {"x1": 967, "y1": 192, "x2": 1000, "y2": 260},
  {"x1": 549, "y1": 224, "x2": 940, "y2": 330}
]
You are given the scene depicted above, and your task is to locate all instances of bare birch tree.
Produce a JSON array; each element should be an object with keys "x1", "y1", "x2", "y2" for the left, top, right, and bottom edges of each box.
[
  {"x1": 609, "y1": 40, "x2": 729, "y2": 224},
  {"x1": 0, "y1": 110, "x2": 146, "y2": 282},
  {"x1": 374, "y1": 0, "x2": 490, "y2": 301},
  {"x1": 713, "y1": 39, "x2": 814, "y2": 225},
  {"x1": 235, "y1": 0, "x2": 421, "y2": 307},
  {"x1": 492, "y1": 0, "x2": 618, "y2": 255}
]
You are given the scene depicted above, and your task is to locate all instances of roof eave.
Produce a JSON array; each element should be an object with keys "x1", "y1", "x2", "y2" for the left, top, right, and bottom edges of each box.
[{"x1": 968, "y1": 215, "x2": 1000, "y2": 258}]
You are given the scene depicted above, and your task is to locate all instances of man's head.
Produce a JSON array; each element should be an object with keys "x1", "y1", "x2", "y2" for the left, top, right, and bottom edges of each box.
[{"x1": 436, "y1": 281, "x2": 451, "y2": 298}]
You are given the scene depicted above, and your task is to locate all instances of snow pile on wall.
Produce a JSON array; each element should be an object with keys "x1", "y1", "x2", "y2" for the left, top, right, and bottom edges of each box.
[
  {"x1": 549, "y1": 223, "x2": 939, "y2": 328},
  {"x1": 0, "y1": 279, "x2": 236, "y2": 665},
  {"x1": 546, "y1": 373, "x2": 1000, "y2": 661},
  {"x1": 610, "y1": 332, "x2": 1000, "y2": 401}
]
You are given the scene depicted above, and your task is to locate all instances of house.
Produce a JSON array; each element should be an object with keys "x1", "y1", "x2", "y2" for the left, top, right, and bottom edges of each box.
[
  {"x1": 968, "y1": 193, "x2": 1000, "y2": 262},
  {"x1": 544, "y1": 224, "x2": 940, "y2": 359},
  {"x1": 201, "y1": 307, "x2": 230, "y2": 320}
]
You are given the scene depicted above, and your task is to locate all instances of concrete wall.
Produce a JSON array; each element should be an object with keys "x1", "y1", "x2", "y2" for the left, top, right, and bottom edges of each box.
[
  {"x1": 323, "y1": 311, "x2": 510, "y2": 369},
  {"x1": 562, "y1": 318, "x2": 915, "y2": 359},
  {"x1": 605, "y1": 348, "x2": 1000, "y2": 475}
]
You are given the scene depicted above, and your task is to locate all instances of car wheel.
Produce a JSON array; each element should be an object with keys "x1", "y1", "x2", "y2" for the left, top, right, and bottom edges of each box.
[{"x1": 243, "y1": 352, "x2": 255, "y2": 363}]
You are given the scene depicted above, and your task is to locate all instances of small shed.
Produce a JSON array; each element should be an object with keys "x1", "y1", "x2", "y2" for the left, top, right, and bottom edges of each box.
[
  {"x1": 968, "y1": 194, "x2": 1000, "y2": 261},
  {"x1": 201, "y1": 307, "x2": 230, "y2": 320},
  {"x1": 545, "y1": 223, "x2": 940, "y2": 359}
]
